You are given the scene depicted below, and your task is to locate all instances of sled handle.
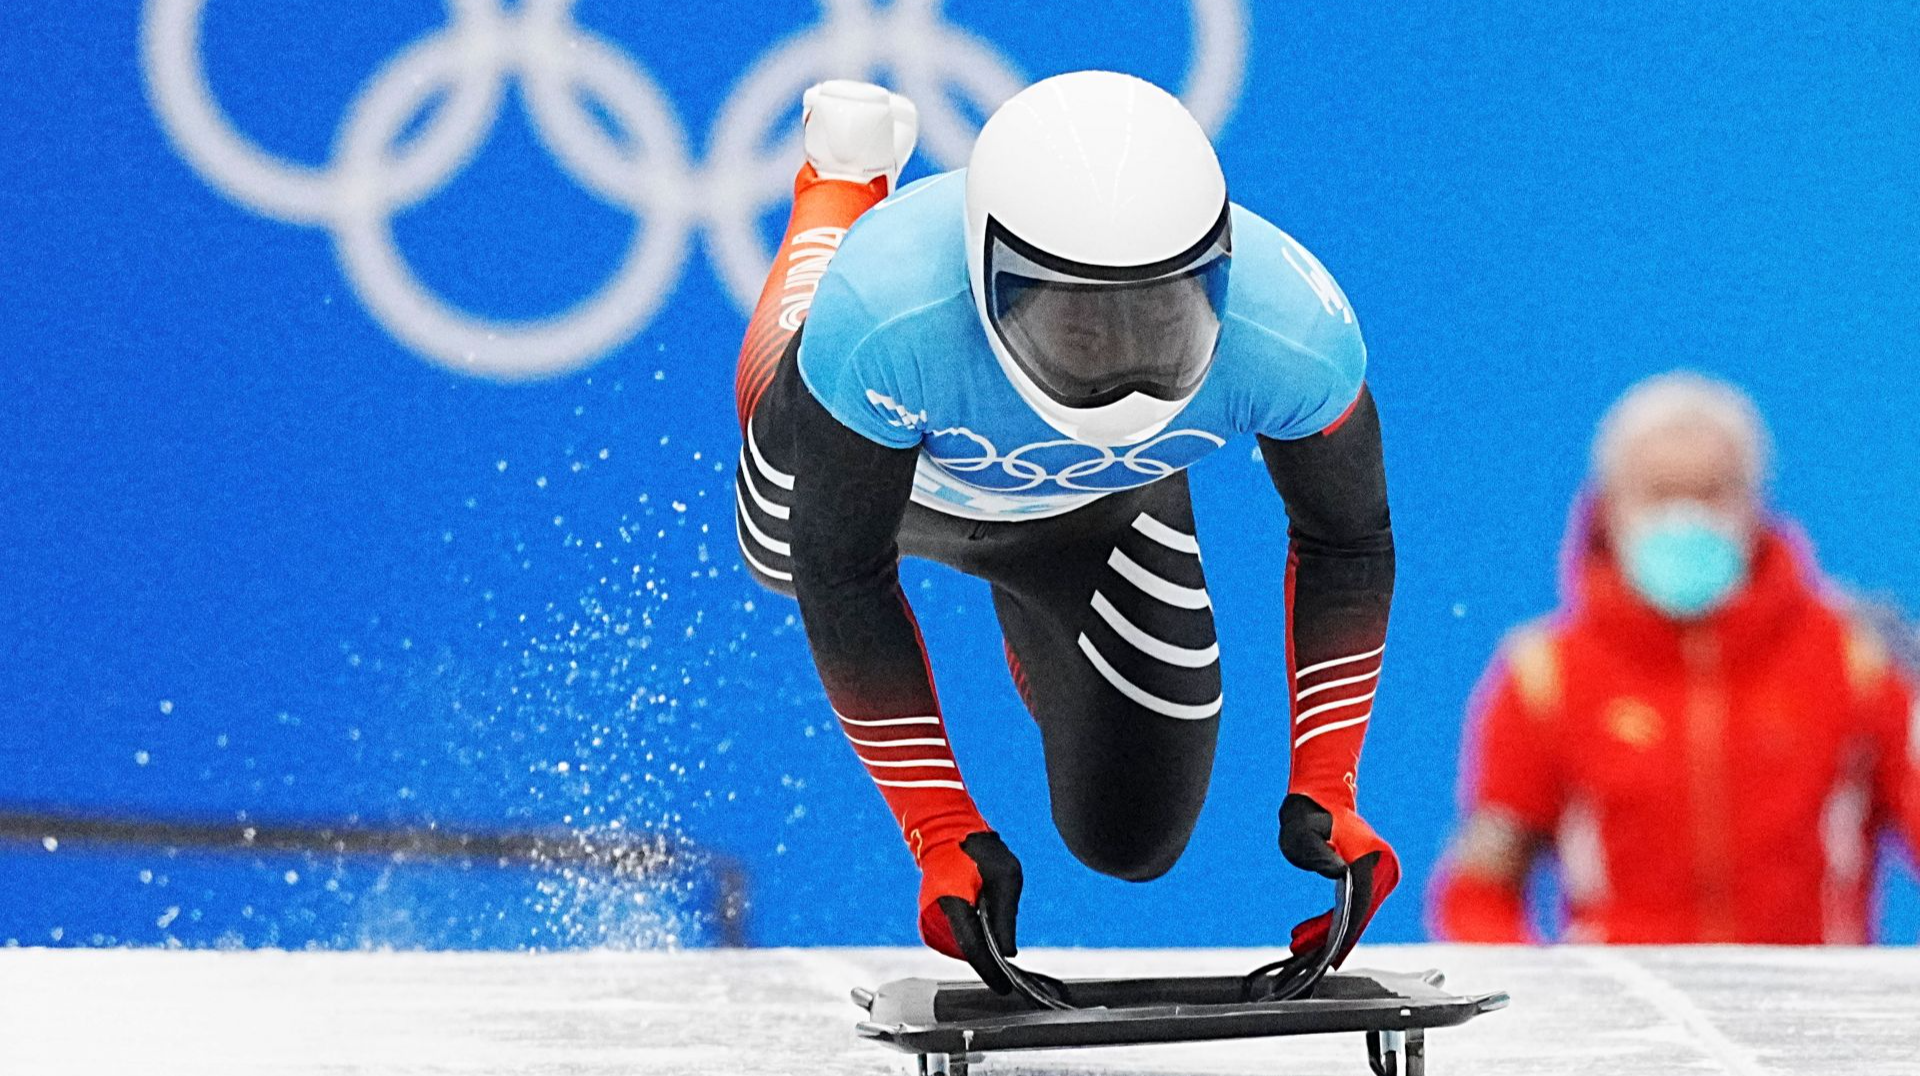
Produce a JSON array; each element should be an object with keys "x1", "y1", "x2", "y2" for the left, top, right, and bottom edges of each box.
[
  {"x1": 1241, "y1": 867, "x2": 1356, "y2": 1002},
  {"x1": 973, "y1": 869, "x2": 1356, "y2": 1011},
  {"x1": 976, "y1": 897, "x2": 1076, "y2": 1010}
]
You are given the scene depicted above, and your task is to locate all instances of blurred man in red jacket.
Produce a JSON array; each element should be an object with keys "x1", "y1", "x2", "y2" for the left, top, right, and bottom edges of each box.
[{"x1": 1430, "y1": 372, "x2": 1919, "y2": 944}]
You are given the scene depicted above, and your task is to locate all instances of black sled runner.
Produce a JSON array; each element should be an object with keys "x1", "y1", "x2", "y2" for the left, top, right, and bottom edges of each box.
[{"x1": 852, "y1": 872, "x2": 1509, "y2": 1075}]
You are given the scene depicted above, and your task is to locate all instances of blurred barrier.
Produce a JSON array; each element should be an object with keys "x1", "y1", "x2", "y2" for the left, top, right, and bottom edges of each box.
[{"x1": 0, "y1": 807, "x2": 750, "y2": 948}]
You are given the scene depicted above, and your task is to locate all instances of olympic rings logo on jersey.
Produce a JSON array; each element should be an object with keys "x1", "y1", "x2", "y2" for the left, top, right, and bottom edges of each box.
[
  {"x1": 926, "y1": 426, "x2": 1228, "y2": 493},
  {"x1": 140, "y1": 0, "x2": 1248, "y2": 381}
]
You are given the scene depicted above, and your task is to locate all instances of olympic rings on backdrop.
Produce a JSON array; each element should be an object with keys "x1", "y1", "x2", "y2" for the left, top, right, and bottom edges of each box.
[{"x1": 141, "y1": 0, "x2": 1247, "y2": 380}]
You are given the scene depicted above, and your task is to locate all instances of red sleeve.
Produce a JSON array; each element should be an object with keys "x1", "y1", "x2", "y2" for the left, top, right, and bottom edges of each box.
[
  {"x1": 1429, "y1": 636, "x2": 1564, "y2": 942},
  {"x1": 1862, "y1": 656, "x2": 1920, "y2": 865},
  {"x1": 1461, "y1": 640, "x2": 1564, "y2": 833}
]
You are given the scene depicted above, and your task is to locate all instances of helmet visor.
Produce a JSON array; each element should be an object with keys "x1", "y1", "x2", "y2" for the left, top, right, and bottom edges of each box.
[{"x1": 985, "y1": 205, "x2": 1231, "y2": 410}]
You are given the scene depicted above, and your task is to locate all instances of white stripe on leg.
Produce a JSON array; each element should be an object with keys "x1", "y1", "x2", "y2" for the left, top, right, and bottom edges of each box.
[
  {"x1": 1107, "y1": 549, "x2": 1211, "y2": 610},
  {"x1": 1131, "y1": 513, "x2": 1201, "y2": 555},
  {"x1": 1077, "y1": 634, "x2": 1222, "y2": 720},
  {"x1": 1090, "y1": 591, "x2": 1218, "y2": 668}
]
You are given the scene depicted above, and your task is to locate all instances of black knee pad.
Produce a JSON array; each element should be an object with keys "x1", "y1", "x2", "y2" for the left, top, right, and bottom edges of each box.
[{"x1": 1054, "y1": 802, "x2": 1198, "y2": 883}]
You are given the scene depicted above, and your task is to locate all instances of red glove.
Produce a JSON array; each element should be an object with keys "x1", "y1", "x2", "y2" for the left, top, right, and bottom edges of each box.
[
  {"x1": 917, "y1": 830, "x2": 1023, "y2": 993},
  {"x1": 1278, "y1": 793, "x2": 1400, "y2": 965}
]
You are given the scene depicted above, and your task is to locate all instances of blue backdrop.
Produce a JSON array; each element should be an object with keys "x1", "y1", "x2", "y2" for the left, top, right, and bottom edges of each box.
[{"x1": 2, "y1": 0, "x2": 1916, "y2": 950}]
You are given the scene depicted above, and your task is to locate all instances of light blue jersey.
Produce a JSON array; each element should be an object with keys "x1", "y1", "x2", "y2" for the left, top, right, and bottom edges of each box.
[{"x1": 797, "y1": 171, "x2": 1366, "y2": 521}]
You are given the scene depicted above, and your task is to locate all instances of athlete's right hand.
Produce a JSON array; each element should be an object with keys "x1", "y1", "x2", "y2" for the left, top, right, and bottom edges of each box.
[
  {"x1": 917, "y1": 830, "x2": 1023, "y2": 994},
  {"x1": 1277, "y1": 793, "x2": 1401, "y2": 965}
]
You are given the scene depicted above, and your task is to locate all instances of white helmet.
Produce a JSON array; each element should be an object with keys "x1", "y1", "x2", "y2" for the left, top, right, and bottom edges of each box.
[{"x1": 966, "y1": 71, "x2": 1231, "y2": 447}]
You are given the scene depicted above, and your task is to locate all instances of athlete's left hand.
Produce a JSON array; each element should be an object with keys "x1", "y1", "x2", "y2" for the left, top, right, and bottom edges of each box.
[
  {"x1": 1277, "y1": 792, "x2": 1401, "y2": 966},
  {"x1": 918, "y1": 830, "x2": 1023, "y2": 994}
]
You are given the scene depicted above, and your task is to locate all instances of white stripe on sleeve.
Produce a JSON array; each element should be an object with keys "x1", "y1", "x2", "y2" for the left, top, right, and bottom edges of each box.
[
  {"x1": 835, "y1": 714, "x2": 942, "y2": 728},
  {"x1": 1293, "y1": 712, "x2": 1371, "y2": 749},
  {"x1": 1294, "y1": 643, "x2": 1387, "y2": 681},
  {"x1": 1295, "y1": 666, "x2": 1381, "y2": 701},
  {"x1": 856, "y1": 756, "x2": 958, "y2": 769},
  {"x1": 1293, "y1": 690, "x2": 1377, "y2": 726},
  {"x1": 874, "y1": 779, "x2": 968, "y2": 791},
  {"x1": 843, "y1": 735, "x2": 949, "y2": 749}
]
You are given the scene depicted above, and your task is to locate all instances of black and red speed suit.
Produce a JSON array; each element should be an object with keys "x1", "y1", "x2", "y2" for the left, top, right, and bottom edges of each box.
[{"x1": 732, "y1": 164, "x2": 1399, "y2": 982}]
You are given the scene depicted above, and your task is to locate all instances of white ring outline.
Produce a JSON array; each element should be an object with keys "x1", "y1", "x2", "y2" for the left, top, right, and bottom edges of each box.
[
  {"x1": 702, "y1": 0, "x2": 1249, "y2": 313},
  {"x1": 141, "y1": 0, "x2": 1248, "y2": 381},
  {"x1": 921, "y1": 427, "x2": 1227, "y2": 493},
  {"x1": 142, "y1": 0, "x2": 697, "y2": 380}
]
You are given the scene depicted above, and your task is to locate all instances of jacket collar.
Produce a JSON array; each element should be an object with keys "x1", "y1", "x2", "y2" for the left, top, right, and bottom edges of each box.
[{"x1": 1559, "y1": 493, "x2": 1821, "y2": 660}]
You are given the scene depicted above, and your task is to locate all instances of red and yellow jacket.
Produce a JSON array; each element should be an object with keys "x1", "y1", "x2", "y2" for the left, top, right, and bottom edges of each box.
[{"x1": 1431, "y1": 510, "x2": 1919, "y2": 944}]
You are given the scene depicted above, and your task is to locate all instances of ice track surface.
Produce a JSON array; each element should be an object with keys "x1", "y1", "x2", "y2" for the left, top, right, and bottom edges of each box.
[{"x1": 2, "y1": 946, "x2": 1916, "y2": 1075}]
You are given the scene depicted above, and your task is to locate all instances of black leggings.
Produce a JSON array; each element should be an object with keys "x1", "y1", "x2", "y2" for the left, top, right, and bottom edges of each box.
[{"x1": 737, "y1": 353, "x2": 1220, "y2": 881}]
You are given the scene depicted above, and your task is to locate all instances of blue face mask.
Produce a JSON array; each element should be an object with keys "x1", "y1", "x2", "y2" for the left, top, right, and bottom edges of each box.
[{"x1": 1619, "y1": 503, "x2": 1751, "y2": 619}]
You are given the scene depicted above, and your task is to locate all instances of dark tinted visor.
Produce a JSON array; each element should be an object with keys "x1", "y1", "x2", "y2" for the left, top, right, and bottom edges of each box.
[{"x1": 985, "y1": 206, "x2": 1231, "y2": 409}]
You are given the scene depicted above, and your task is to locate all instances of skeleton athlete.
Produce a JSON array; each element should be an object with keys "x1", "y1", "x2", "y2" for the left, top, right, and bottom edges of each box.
[{"x1": 733, "y1": 72, "x2": 1399, "y2": 988}]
